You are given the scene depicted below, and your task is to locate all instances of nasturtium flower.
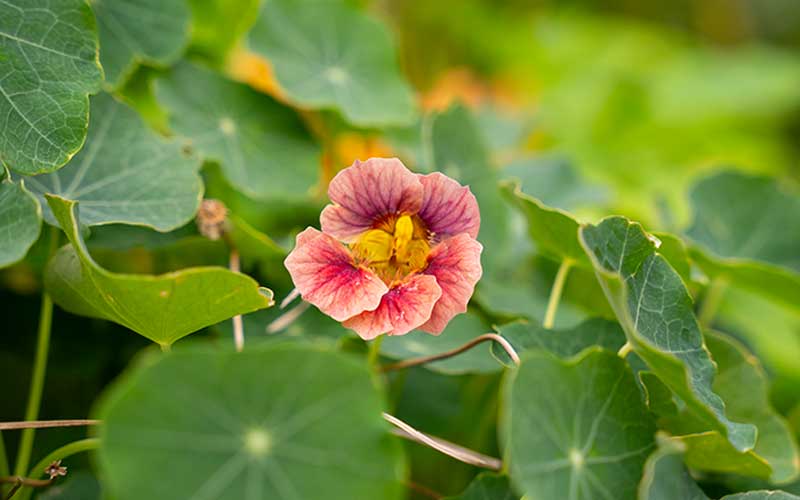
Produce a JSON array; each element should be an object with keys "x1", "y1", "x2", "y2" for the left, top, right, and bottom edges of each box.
[{"x1": 285, "y1": 158, "x2": 483, "y2": 340}]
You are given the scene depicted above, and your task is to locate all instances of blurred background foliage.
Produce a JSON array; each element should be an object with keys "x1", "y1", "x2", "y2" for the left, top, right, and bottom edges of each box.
[{"x1": 2, "y1": 0, "x2": 800, "y2": 498}]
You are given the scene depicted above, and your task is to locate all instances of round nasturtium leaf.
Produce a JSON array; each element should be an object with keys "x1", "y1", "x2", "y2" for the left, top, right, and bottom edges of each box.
[
  {"x1": 248, "y1": 0, "x2": 416, "y2": 127},
  {"x1": 92, "y1": 0, "x2": 191, "y2": 88},
  {"x1": 0, "y1": 0, "x2": 103, "y2": 175},
  {"x1": 504, "y1": 348, "x2": 656, "y2": 500},
  {"x1": 96, "y1": 343, "x2": 406, "y2": 500},
  {"x1": 0, "y1": 177, "x2": 41, "y2": 268}
]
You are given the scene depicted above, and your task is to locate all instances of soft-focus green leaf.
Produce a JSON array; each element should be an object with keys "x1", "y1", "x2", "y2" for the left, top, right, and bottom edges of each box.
[
  {"x1": 248, "y1": 0, "x2": 415, "y2": 127},
  {"x1": 95, "y1": 343, "x2": 406, "y2": 500},
  {"x1": 579, "y1": 216, "x2": 757, "y2": 452},
  {"x1": 0, "y1": 176, "x2": 41, "y2": 268},
  {"x1": 381, "y1": 312, "x2": 501, "y2": 375},
  {"x1": 685, "y1": 171, "x2": 800, "y2": 312},
  {"x1": 500, "y1": 180, "x2": 588, "y2": 267},
  {"x1": 25, "y1": 94, "x2": 202, "y2": 231},
  {"x1": 188, "y1": 0, "x2": 260, "y2": 64},
  {"x1": 93, "y1": 0, "x2": 190, "y2": 88},
  {"x1": 444, "y1": 472, "x2": 517, "y2": 500},
  {"x1": 0, "y1": 0, "x2": 103, "y2": 175},
  {"x1": 44, "y1": 195, "x2": 273, "y2": 345},
  {"x1": 664, "y1": 331, "x2": 799, "y2": 483},
  {"x1": 156, "y1": 62, "x2": 319, "y2": 200},
  {"x1": 39, "y1": 472, "x2": 101, "y2": 500},
  {"x1": 505, "y1": 348, "x2": 655, "y2": 500},
  {"x1": 431, "y1": 105, "x2": 510, "y2": 276},
  {"x1": 638, "y1": 372, "x2": 679, "y2": 419},
  {"x1": 492, "y1": 317, "x2": 625, "y2": 366},
  {"x1": 638, "y1": 439, "x2": 800, "y2": 500}
]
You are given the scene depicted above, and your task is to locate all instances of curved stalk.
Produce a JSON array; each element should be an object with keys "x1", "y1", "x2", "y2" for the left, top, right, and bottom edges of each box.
[
  {"x1": 16, "y1": 439, "x2": 99, "y2": 500},
  {"x1": 543, "y1": 259, "x2": 573, "y2": 329},
  {"x1": 381, "y1": 333, "x2": 520, "y2": 372}
]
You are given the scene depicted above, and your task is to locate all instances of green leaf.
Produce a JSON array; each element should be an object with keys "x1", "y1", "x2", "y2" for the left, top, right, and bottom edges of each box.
[
  {"x1": 637, "y1": 439, "x2": 709, "y2": 500},
  {"x1": 0, "y1": 176, "x2": 41, "y2": 268},
  {"x1": 444, "y1": 473, "x2": 517, "y2": 500},
  {"x1": 95, "y1": 343, "x2": 406, "y2": 500},
  {"x1": 579, "y1": 216, "x2": 756, "y2": 452},
  {"x1": 93, "y1": 0, "x2": 190, "y2": 88},
  {"x1": 504, "y1": 348, "x2": 656, "y2": 500},
  {"x1": 43, "y1": 195, "x2": 273, "y2": 345},
  {"x1": 0, "y1": 0, "x2": 103, "y2": 175},
  {"x1": 381, "y1": 312, "x2": 502, "y2": 375},
  {"x1": 685, "y1": 171, "x2": 800, "y2": 312},
  {"x1": 248, "y1": 0, "x2": 415, "y2": 127},
  {"x1": 25, "y1": 93, "x2": 202, "y2": 231},
  {"x1": 39, "y1": 472, "x2": 100, "y2": 500},
  {"x1": 638, "y1": 439, "x2": 800, "y2": 500},
  {"x1": 155, "y1": 62, "x2": 320, "y2": 200},
  {"x1": 665, "y1": 331, "x2": 800, "y2": 483},
  {"x1": 500, "y1": 180, "x2": 588, "y2": 267},
  {"x1": 431, "y1": 105, "x2": 510, "y2": 275},
  {"x1": 188, "y1": 0, "x2": 260, "y2": 64},
  {"x1": 638, "y1": 372, "x2": 679, "y2": 419},
  {"x1": 492, "y1": 317, "x2": 626, "y2": 366}
]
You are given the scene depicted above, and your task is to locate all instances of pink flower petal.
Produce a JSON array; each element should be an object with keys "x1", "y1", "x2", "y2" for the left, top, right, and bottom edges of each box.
[
  {"x1": 419, "y1": 234, "x2": 483, "y2": 334},
  {"x1": 285, "y1": 228, "x2": 388, "y2": 321},
  {"x1": 321, "y1": 158, "x2": 424, "y2": 242},
  {"x1": 343, "y1": 275, "x2": 442, "y2": 340},
  {"x1": 417, "y1": 172, "x2": 480, "y2": 240}
]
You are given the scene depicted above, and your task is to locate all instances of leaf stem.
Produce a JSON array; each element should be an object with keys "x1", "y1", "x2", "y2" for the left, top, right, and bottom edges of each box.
[
  {"x1": 381, "y1": 333, "x2": 520, "y2": 372},
  {"x1": 617, "y1": 342, "x2": 633, "y2": 358},
  {"x1": 0, "y1": 420, "x2": 100, "y2": 431},
  {"x1": 16, "y1": 438, "x2": 99, "y2": 500},
  {"x1": 367, "y1": 335, "x2": 384, "y2": 368},
  {"x1": 382, "y1": 413, "x2": 501, "y2": 470},
  {"x1": 228, "y1": 247, "x2": 244, "y2": 351},
  {"x1": 698, "y1": 277, "x2": 728, "y2": 327},
  {"x1": 543, "y1": 259, "x2": 573, "y2": 329},
  {"x1": 14, "y1": 227, "x2": 59, "y2": 477}
]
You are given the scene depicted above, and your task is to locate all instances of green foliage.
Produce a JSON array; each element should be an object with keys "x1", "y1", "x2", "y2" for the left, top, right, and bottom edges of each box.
[
  {"x1": 155, "y1": 62, "x2": 320, "y2": 200},
  {"x1": 504, "y1": 348, "x2": 656, "y2": 500},
  {"x1": 580, "y1": 216, "x2": 757, "y2": 452},
  {"x1": 0, "y1": 176, "x2": 40, "y2": 268},
  {"x1": 248, "y1": 0, "x2": 416, "y2": 127},
  {"x1": 0, "y1": 0, "x2": 103, "y2": 175},
  {"x1": 93, "y1": 0, "x2": 190, "y2": 88},
  {"x1": 95, "y1": 343, "x2": 406, "y2": 500},
  {"x1": 25, "y1": 93, "x2": 203, "y2": 231},
  {"x1": 444, "y1": 472, "x2": 517, "y2": 500},
  {"x1": 44, "y1": 196, "x2": 273, "y2": 346}
]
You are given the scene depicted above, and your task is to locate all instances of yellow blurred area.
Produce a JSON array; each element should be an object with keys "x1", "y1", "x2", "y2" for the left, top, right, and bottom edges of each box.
[{"x1": 227, "y1": 49, "x2": 286, "y2": 101}]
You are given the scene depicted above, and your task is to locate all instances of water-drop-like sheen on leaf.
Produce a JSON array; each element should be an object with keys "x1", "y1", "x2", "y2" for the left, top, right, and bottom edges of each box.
[
  {"x1": 686, "y1": 170, "x2": 800, "y2": 313},
  {"x1": 0, "y1": 0, "x2": 103, "y2": 175},
  {"x1": 44, "y1": 195, "x2": 273, "y2": 345},
  {"x1": 0, "y1": 176, "x2": 41, "y2": 268},
  {"x1": 156, "y1": 62, "x2": 319, "y2": 200},
  {"x1": 504, "y1": 348, "x2": 656, "y2": 500},
  {"x1": 25, "y1": 94, "x2": 202, "y2": 231},
  {"x1": 580, "y1": 216, "x2": 757, "y2": 452},
  {"x1": 92, "y1": 0, "x2": 190, "y2": 88},
  {"x1": 248, "y1": 0, "x2": 416, "y2": 127},
  {"x1": 95, "y1": 343, "x2": 406, "y2": 500}
]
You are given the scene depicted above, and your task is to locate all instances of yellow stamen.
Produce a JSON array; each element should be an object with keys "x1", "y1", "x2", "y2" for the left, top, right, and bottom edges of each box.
[{"x1": 351, "y1": 214, "x2": 430, "y2": 284}]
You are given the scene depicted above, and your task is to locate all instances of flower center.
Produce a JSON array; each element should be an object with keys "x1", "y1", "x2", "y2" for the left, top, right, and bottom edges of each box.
[{"x1": 351, "y1": 214, "x2": 430, "y2": 284}]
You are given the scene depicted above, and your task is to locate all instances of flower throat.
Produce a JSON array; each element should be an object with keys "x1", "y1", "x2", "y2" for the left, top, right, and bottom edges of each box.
[{"x1": 351, "y1": 214, "x2": 430, "y2": 284}]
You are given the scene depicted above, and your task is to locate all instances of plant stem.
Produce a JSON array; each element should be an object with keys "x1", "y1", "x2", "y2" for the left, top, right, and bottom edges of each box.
[
  {"x1": 617, "y1": 342, "x2": 633, "y2": 358},
  {"x1": 367, "y1": 335, "x2": 384, "y2": 368},
  {"x1": 0, "y1": 420, "x2": 100, "y2": 431},
  {"x1": 14, "y1": 227, "x2": 60, "y2": 477},
  {"x1": 228, "y1": 248, "x2": 244, "y2": 351},
  {"x1": 17, "y1": 439, "x2": 99, "y2": 500},
  {"x1": 543, "y1": 259, "x2": 573, "y2": 329},
  {"x1": 0, "y1": 433, "x2": 8, "y2": 478},
  {"x1": 698, "y1": 277, "x2": 728, "y2": 327},
  {"x1": 381, "y1": 333, "x2": 520, "y2": 372}
]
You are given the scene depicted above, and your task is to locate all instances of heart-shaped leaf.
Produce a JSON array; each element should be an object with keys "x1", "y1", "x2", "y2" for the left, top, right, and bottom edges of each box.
[
  {"x1": 95, "y1": 343, "x2": 406, "y2": 500},
  {"x1": 92, "y1": 0, "x2": 190, "y2": 88},
  {"x1": 0, "y1": 0, "x2": 103, "y2": 175},
  {"x1": 0, "y1": 176, "x2": 41, "y2": 268},
  {"x1": 155, "y1": 62, "x2": 320, "y2": 200},
  {"x1": 504, "y1": 348, "x2": 656, "y2": 500},
  {"x1": 248, "y1": 0, "x2": 416, "y2": 127},
  {"x1": 580, "y1": 216, "x2": 756, "y2": 452},
  {"x1": 663, "y1": 331, "x2": 799, "y2": 483},
  {"x1": 444, "y1": 473, "x2": 517, "y2": 500},
  {"x1": 44, "y1": 195, "x2": 273, "y2": 346},
  {"x1": 492, "y1": 317, "x2": 626, "y2": 366},
  {"x1": 25, "y1": 93, "x2": 202, "y2": 231},
  {"x1": 685, "y1": 171, "x2": 800, "y2": 312}
]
